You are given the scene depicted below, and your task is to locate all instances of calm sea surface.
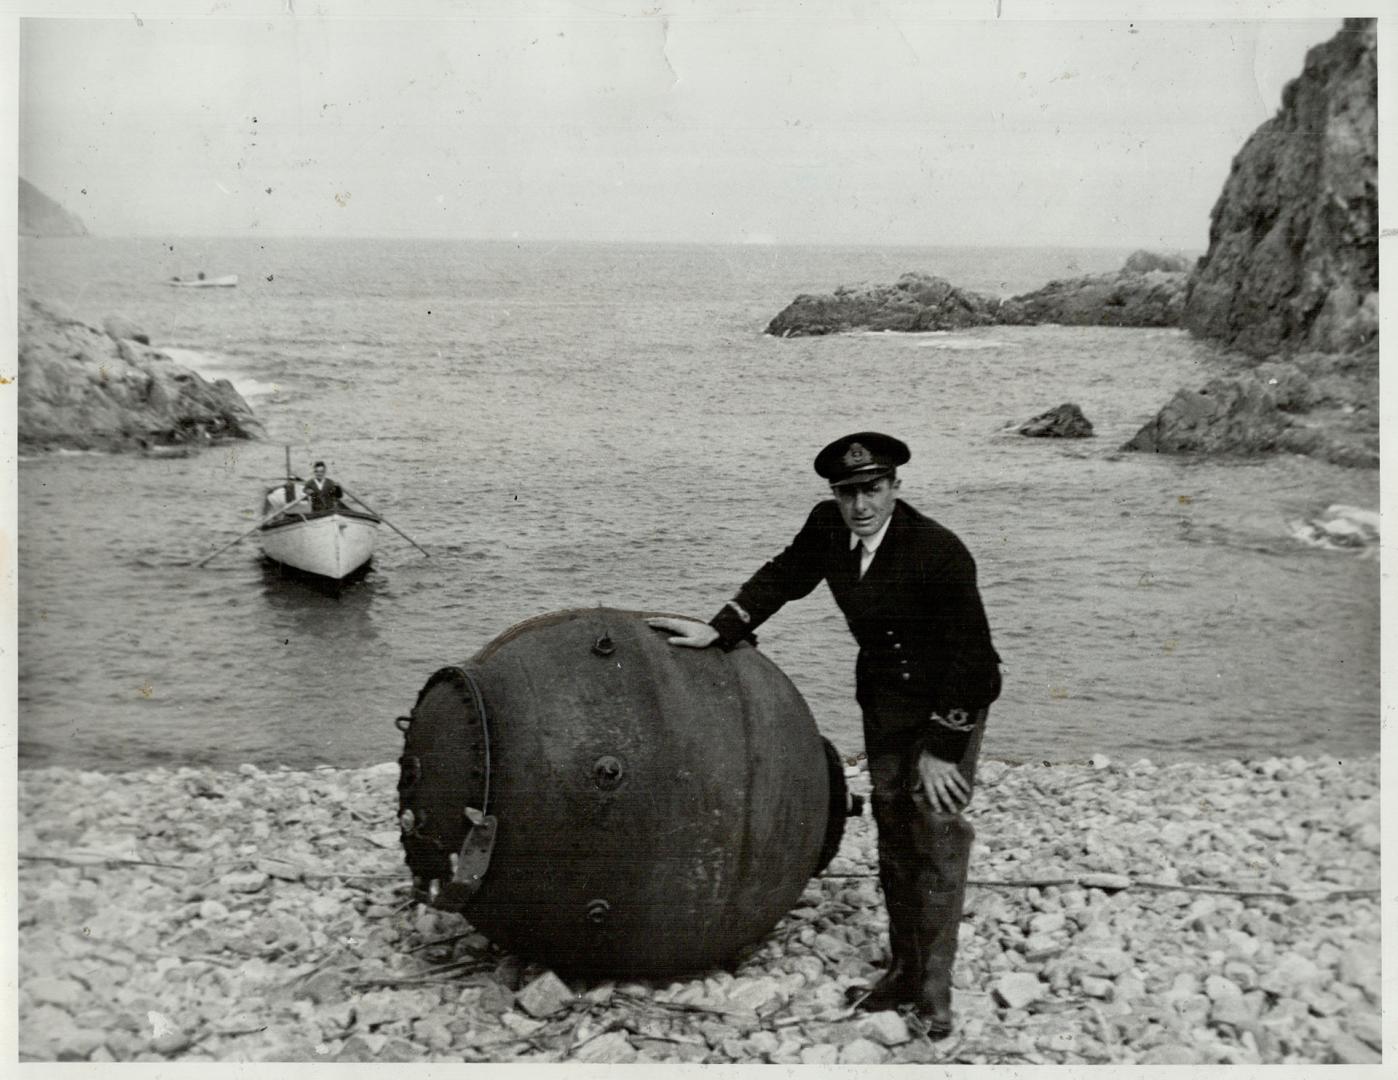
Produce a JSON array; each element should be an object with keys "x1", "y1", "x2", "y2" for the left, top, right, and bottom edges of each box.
[{"x1": 17, "y1": 237, "x2": 1380, "y2": 771}]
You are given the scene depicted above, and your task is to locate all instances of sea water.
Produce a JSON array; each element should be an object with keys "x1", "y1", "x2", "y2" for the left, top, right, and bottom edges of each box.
[{"x1": 17, "y1": 237, "x2": 1380, "y2": 771}]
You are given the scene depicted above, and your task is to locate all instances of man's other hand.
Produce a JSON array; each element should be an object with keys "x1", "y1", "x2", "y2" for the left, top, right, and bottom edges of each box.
[
  {"x1": 646, "y1": 617, "x2": 720, "y2": 649},
  {"x1": 916, "y1": 751, "x2": 971, "y2": 812}
]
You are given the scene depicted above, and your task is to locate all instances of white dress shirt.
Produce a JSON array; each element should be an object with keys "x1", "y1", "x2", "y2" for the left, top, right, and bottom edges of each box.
[{"x1": 850, "y1": 516, "x2": 893, "y2": 579}]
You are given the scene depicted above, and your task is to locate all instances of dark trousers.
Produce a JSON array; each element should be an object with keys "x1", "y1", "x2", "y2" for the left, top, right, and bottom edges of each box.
[{"x1": 864, "y1": 704, "x2": 988, "y2": 1022}]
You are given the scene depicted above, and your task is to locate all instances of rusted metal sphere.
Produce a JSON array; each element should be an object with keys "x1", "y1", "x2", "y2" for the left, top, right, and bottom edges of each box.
[{"x1": 396, "y1": 607, "x2": 847, "y2": 976}]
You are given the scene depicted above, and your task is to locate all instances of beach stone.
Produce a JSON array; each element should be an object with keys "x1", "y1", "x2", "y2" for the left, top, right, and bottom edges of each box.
[
  {"x1": 516, "y1": 971, "x2": 574, "y2": 1018},
  {"x1": 335, "y1": 1033, "x2": 386, "y2": 1061},
  {"x1": 1351, "y1": 1011, "x2": 1382, "y2": 1049},
  {"x1": 1040, "y1": 1030, "x2": 1079, "y2": 1055},
  {"x1": 1078, "y1": 947, "x2": 1133, "y2": 978},
  {"x1": 356, "y1": 989, "x2": 438, "y2": 1028},
  {"x1": 1208, "y1": 992, "x2": 1256, "y2": 1028},
  {"x1": 299, "y1": 970, "x2": 345, "y2": 1005},
  {"x1": 1023, "y1": 933, "x2": 1064, "y2": 961},
  {"x1": 801, "y1": 1043, "x2": 839, "y2": 1065},
  {"x1": 1330, "y1": 1033, "x2": 1381, "y2": 1065},
  {"x1": 500, "y1": 1011, "x2": 545, "y2": 1038},
  {"x1": 27, "y1": 976, "x2": 85, "y2": 1008},
  {"x1": 1113, "y1": 971, "x2": 1147, "y2": 1001},
  {"x1": 1337, "y1": 945, "x2": 1380, "y2": 990},
  {"x1": 860, "y1": 1010, "x2": 912, "y2": 1046},
  {"x1": 151, "y1": 1028, "x2": 192, "y2": 1055},
  {"x1": 1029, "y1": 911, "x2": 1068, "y2": 935},
  {"x1": 575, "y1": 1030, "x2": 637, "y2": 1063},
  {"x1": 1258, "y1": 952, "x2": 1322, "y2": 995},
  {"x1": 1080, "y1": 976, "x2": 1113, "y2": 999},
  {"x1": 1299, "y1": 987, "x2": 1346, "y2": 1016},
  {"x1": 223, "y1": 870, "x2": 268, "y2": 894},
  {"x1": 838, "y1": 1037, "x2": 889, "y2": 1064},
  {"x1": 993, "y1": 972, "x2": 1045, "y2": 1009},
  {"x1": 728, "y1": 976, "x2": 784, "y2": 1013},
  {"x1": 1141, "y1": 1042, "x2": 1205, "y2": 1064},
  {"x1": 255, "y1": 857, "x2": 303, "y2": 882},
  {"x1": 55, "y1": 1027, "x2": 109, "y2": 1060}
]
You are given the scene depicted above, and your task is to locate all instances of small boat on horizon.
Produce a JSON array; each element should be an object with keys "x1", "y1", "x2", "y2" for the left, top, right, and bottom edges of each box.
[
  {"x1": 259, "y1": 480, "x2": 381, "y2": 582},
  {"x1": 167, "y1": 273, "x2": 238, "y2": 288}
]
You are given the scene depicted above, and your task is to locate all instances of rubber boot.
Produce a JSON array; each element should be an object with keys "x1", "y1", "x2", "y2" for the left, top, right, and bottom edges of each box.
[
  {"x1": 847, "y1": 866, "x2": 918, "y2": 1010},
  {"x1": 848, "y1": 757, "x2": 923, "y2": 1011},
  {"x1": 906, "y1": 812, "x2": 975, "y2": 1039}
]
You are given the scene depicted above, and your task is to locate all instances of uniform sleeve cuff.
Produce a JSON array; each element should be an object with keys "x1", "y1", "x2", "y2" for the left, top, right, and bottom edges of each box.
[
  {"x1": 709, "y1": 603, "x2": 755, "y2": 650},
  {"x1": 915, "y1": 709, "x2": 978, "y2": 762}
]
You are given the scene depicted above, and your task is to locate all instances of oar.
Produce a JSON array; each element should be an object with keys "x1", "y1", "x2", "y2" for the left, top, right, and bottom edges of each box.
[
  {"x1": 196, "y1": 494, "x2": 310, "y2": 567},
  {"x1": 342, "y1": 487, "x2": 430, "y2": 558}
]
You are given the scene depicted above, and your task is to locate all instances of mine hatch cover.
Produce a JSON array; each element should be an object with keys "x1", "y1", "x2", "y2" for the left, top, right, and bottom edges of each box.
[{"x1": 396, "y1": 665, "x2": 494, "y2": 909}]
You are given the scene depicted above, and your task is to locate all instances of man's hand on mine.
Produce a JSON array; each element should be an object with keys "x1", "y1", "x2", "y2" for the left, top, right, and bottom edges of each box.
[{"x1": 646, "y1": 617, "x2": 720, "y2": 649}]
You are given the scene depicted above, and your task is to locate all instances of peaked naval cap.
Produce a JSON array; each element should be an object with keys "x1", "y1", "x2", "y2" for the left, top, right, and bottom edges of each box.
[{"x1": 813, "y1": 432, "x2": 911, "y2": 487}]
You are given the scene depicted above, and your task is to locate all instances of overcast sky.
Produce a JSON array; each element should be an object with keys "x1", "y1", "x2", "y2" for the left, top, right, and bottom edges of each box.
[{"x1": 13, "y1": 2, "x2": 1355, "y2": 248}]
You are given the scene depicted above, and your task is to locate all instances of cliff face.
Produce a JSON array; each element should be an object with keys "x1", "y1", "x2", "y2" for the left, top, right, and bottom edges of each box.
[
  {"x1": 19, "y1": 177, "x2": 89, "y2": 238},
  {"x1": 18, "y1": 294, "x2": 263, "y2": 452},
  {"x1": 1182, "y1": 19, "x2": 1377, "y2": 355}
]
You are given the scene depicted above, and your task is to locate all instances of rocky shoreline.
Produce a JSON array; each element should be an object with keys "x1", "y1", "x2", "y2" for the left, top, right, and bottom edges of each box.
[
  {"x1": 763, "y1": 21, "x2": 1377, "y2": 472},
  {"x1": 18, "y1": 754, "x2": 1381, "y2": 1064},
  {"x1": 17, "y1": 292, "x2": 262, "y2": 454}
]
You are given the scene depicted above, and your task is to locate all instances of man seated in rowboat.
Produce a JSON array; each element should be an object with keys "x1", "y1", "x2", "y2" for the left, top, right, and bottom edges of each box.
[{"x1": 302, "y1": 461, "x2": 344, "y2": 513}]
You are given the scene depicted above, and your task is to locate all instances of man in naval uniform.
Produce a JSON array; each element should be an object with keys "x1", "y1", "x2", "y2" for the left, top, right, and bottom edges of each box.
[
  {"x1": 303, "y1": 461, "x2": 344, "y2": 513},
  {"x1": 649, "y1": 432, "x2": 1001, "y2": 1038}
]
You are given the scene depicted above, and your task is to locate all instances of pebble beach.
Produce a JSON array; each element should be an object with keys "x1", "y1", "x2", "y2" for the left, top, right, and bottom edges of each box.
[{"x1": 17, "y1": 753, "x2": 1382, "y2": 1065}]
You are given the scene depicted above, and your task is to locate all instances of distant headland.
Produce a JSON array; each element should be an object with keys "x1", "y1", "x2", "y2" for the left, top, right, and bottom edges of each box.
[{"x1": 19, "y1": 177, "x2": 89, "y2": 238}]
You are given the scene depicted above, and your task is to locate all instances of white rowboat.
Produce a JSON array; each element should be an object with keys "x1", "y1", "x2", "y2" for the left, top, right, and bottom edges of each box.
[
  {"x1": 168, "y1": 274, "x2": 239, "y2": 288},
  {"x1": 259, "y1": 482, "x2": 380, "y2": 581}
]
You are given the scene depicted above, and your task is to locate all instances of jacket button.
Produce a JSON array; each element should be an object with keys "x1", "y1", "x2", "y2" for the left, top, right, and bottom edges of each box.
[
  {"x1": 886, "y1": 630, "x2": 894, "y2": 636},
  {"x1": 900, "y1": 672, "x2": 911, "y2": 681},
  {"x1": 893, "y1": 643, "x2": 902, "y2": 650}
]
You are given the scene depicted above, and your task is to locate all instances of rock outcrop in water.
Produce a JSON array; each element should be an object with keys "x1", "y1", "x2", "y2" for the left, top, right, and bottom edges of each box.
[
  {"x1": 1016, "y1": 404, "x2": 1094, "y2": 439},
  {"x1": 996, "y1": 266, "x2": 1187, "y2": 328},
  {"x1": 18, "y1": 293, "x2": 263, "y2": 452},
  {"x1": 1181, "y1": 20, "x2": 1377, "y2": 356},
  {"x1": 19, "y1": 177, "x2": 88, "y2": 238},
  {"x1": 765, "y1": 253, "x2": 1190, "y2": 337},
  {"x1": 765, "y1": 273, "x2": 1002, "y2": 336}
]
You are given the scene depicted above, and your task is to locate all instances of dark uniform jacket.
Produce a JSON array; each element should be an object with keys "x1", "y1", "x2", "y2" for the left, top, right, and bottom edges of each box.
[
  {"x1": 303, "y1": 477, "x2": 343, "y2": 513},
  {"x1": 709, "y1": 499, "x2": 1001, "y2": 761}
]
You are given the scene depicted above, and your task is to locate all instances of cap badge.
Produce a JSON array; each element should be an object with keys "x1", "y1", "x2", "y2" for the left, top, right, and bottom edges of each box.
[{"x1": 842, "y1": 443, "x2": 872, "y2": 469}]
